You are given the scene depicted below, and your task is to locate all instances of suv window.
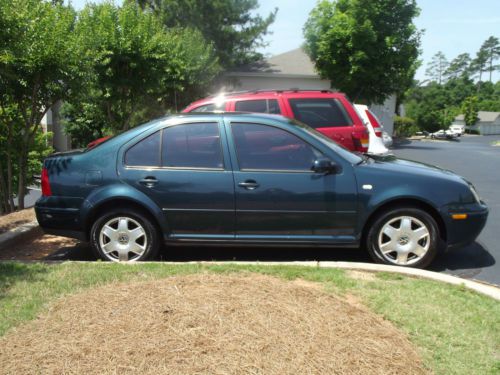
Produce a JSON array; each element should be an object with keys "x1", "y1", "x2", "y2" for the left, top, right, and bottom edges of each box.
[
  {"x1": 125, "y1": 132, "x2": 161, "y2": 167},
  {"x1": 192, "y1": 101, "x2": 226, "y2": 112},
  {"x1": 231, "y1": 123, "x2": 320, "y2": 171},
  {"x1": 288, "y1": 98, "x2": 353, "y2": 128},
  {"x1": 162, "y1": 123, "x2": 223, "y2": 169},
  {"x1": 235, "y1": 99, "x2": 281, "y2": 114}
]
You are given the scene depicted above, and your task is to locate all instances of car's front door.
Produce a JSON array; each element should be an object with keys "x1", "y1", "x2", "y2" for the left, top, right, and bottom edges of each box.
[
  {"x1": 120, "y1": 121, "x2": 235, "y2": 239},
  {"x1": 225, "y1": 121, "x2": 358, "y2": 243}
]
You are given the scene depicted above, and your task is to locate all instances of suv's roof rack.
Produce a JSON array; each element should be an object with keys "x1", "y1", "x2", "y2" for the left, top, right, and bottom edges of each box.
[{"x1": 207, "y1": 88, "x2": 336, "y2": 98}]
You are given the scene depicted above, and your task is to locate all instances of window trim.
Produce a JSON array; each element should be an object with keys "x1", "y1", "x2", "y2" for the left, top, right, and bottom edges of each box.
[
  {"x1": 229, "y1": 122, "x2": 323, "y2": 173},
  {"x1": 123, "y1": 122, "x2": 226, "y2": 171}
]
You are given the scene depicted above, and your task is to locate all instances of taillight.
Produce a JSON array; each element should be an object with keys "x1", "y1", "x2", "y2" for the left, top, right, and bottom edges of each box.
[
  {"x1": 366, "y1": 110, "x2": 383, "y2": 138},
  {"x1": 352, "y1": 129, "x2": 369, "y2": 152},
  {"x1": 41, "y1": 167, "x2": 52, "y2": 197}
]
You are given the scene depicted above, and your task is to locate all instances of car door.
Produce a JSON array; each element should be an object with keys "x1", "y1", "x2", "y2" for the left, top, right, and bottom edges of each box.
[
  {"x1": 225, "y1": 120, "x2": 358, "y2": 242},
  {"x1": 119, "y1": 120, "x2": 235, "y2": 239}
]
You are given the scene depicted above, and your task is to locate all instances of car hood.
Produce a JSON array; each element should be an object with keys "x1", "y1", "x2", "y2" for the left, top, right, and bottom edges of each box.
[{"x1": 361, "y1": 154, "x2": 465, "y2": 183}]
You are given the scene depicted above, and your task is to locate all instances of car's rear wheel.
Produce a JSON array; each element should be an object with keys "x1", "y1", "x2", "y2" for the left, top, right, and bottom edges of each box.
[
  {"x1": 366, "y1": 207, "x2": 440, "y2": 268},
  {"x1": 91, "y1": 208, "x2": 159, "y2": 262}
]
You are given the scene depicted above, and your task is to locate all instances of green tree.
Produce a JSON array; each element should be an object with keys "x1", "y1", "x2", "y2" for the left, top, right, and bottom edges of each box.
[
  {"x1": 480, "y1": 36, "x2": 500, "y2": 82},
  {"x1": 65, "y1": 2, "x2": 220, "y2": 141},
  {"x1": 303, "y1": 0, "x2": 421, "y2": 104},
  {"x1": 130, "y1": 0, "x2": 277, "y2": 68},
  {"x1": 461, "y1": 96, "x2": 479, "y2": 126},
  {"x1": 0, "y1": 0, "x2": 81, "y2": 209},
  {"x1": 444, "y1": 53, "x2": 471, "y2": 80},
  {"x1": 471, "y1": 48, "x2": 489, "y2": 84},
  {"x1": 425, "y1": 51, "x2": 449, "y2": 84}
]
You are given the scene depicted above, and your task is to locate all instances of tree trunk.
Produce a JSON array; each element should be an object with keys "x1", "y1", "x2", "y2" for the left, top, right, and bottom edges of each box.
[
  {"x1": 17, "y1": 153, "x2": 27, "y2": 211},
  {"x1": 0, "y1": 160, "x2": 9, "y2": 214},
  {"x1": 6, "y1": 151, "x2": 15, "y2": 212}
]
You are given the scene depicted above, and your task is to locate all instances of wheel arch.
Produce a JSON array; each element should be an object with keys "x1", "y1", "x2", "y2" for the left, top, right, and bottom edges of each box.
[
  {"x1": 84, "y1": 197, "x2": 166, "y2": 241},
  {"x1": 361, "y1": 198, "x2": 447, "y2": 246}
]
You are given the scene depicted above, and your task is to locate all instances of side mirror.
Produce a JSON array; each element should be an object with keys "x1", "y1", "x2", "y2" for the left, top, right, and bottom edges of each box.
[{"x1": 312, "y1": 158, "x2": 338, "y2": 174}]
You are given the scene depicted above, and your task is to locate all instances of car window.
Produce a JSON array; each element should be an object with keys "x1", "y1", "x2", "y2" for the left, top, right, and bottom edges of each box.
[
  {"x1": 125, "y1": 132, "x2": 161, "y2": 167},
  {"x1": 234, "y1": 99, "x2": 281, "y2": 114},
  {"x1": 231, "y1": 123, "x2": 321, "y2": 171},
  {"x1": 288, "y1": 98, "x2": 353, "y2": 128},
  {"x1": 191, "y1": 100, "x2": 226, "y2": 112},
  {"x1": 162, "y1": 123, "x2": 223, "y2": 169}
]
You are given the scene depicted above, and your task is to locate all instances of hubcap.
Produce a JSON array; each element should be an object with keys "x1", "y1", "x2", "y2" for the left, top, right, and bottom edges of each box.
[
  {"x1": 377, "y1": 216, "x2": 430, "y2": 266},
  {"x1": 99, "y1": 217, "x2": 147, "y2": 262}
]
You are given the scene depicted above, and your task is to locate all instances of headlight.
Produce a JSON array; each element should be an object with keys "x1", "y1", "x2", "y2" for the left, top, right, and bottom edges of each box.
[{"x1": 469, "y1": 184, "x2": 481, "y2": 203}]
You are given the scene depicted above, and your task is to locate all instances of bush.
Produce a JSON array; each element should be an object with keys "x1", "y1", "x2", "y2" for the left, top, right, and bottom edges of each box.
[{"x1": 394, "y1": 116, "x2": 420, "y2": 137}]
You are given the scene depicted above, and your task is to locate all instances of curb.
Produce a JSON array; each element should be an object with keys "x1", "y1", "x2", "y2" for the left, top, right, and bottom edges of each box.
[
  {"x1": 0, "y1": 221, "x2": 41, "y2": 249},
  {"x1": 156, "y1": 260, "x2": 500, "y2": 300}
]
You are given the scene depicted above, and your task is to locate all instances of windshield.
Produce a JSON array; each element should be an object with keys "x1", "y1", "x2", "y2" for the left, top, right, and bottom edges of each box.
[{"x1": 286, "y1": 119, "x2": 363, "y2": 165}]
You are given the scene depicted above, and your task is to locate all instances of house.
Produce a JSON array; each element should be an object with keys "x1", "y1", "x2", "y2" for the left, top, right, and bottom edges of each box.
[
  {"x1": 215, "y1": 47, "x2": 397, "y2": 135},
  {"x1": 454, "y1": 111, "x2": 500, "y2": 135},
  {"x1": 41, "y1": 101, "x2": 71, "y2": 151}
]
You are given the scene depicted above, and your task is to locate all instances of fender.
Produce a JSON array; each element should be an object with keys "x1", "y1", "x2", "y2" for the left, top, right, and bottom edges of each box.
[{"x1": 81, "y1": 183, "x2": 170, "y2": 237}]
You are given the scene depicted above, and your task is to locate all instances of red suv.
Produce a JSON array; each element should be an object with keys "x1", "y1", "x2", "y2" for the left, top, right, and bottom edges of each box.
[{"x1": 183, "y1": 90, "x2": 369, "y2": 152}]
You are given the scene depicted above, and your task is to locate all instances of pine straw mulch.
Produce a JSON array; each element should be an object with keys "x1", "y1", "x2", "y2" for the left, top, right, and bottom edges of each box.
[
  {"x1": 0, "y1": 274, "x2": 429, "y2": 375},
  {"x1": 0, "y1": 208, "x2": 36, "y2": 235},
  {"x1": 0, "y1": 233, "x2": 79, "y2": 260}
]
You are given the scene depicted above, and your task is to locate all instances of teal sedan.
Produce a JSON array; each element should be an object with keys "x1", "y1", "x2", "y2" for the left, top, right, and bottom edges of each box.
[{"x1": 35, "y1": 113, "x2": 488, "y2": 267}]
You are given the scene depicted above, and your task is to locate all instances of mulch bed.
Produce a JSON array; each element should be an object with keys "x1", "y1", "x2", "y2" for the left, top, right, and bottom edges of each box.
[
  {"x1": 0, "y1": 232, "x2": 79, "y2": 260},
  {"x1": 0, "y1": 208, "x2": 36, "y2": 235},
  {"x1": 0, "y1": 274, "x2": 428, "y2": 374}
]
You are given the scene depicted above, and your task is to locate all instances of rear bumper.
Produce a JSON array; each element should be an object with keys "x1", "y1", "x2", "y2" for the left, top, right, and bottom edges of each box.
[
  {"x1": 35, "y1": 198, "x2": 87, "y2": 241},
  {"x1": 443, "y1": 202, "x2": 488, "y2": 249}
]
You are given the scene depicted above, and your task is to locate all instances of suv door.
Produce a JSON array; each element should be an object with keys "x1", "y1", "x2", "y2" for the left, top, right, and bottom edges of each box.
[
  {"x1": 119, "y1": 121, "x2": 235, "y2": 239},
  {"x1": 225, "y1": 120, "x2": 358, "y2": 242},
  {"x1": 231, "y1": 98, "x2": 283, "y2": 114}
]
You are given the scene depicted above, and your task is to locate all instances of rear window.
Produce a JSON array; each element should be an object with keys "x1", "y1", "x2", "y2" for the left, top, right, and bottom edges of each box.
[
  {"x1": 288, "y1": 98, "x2": 353, "y2": 128},
  {"x1": 235, "y1": 99, "x2": 281, "y2": 114}
]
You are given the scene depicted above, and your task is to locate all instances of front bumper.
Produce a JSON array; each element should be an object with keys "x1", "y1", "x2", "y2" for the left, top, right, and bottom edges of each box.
[{"x1": 443, "y1": 202, "x2": 488, "y2": 249}]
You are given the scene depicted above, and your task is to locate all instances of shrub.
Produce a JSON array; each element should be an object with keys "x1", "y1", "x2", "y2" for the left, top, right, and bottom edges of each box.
[{"x1": 394, "y1": 116, "x2": 420, "y2": 137}]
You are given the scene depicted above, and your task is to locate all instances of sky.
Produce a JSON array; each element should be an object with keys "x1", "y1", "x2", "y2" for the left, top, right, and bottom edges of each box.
[{"x1": 70, "y1": 0, "x2": 500, "y2": 81}]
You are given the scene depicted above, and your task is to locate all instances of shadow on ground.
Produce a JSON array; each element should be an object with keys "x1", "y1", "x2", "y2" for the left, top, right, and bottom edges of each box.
[{"x1": 43, "y1": 240, "x2": 496, "y2": 281}]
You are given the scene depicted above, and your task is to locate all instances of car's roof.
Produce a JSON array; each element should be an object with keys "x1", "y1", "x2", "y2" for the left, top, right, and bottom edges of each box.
[{"x1": 184, "y1": 90, "x2": 347, "y2": 110}]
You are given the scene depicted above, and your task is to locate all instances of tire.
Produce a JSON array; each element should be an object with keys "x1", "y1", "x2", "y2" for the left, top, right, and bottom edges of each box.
[
  {"x1": 366, "y1": 207, "x2": 440, "y2": 268},
  {"x1": 90, "y1": 208, "x2": 160, "y2": 262}
]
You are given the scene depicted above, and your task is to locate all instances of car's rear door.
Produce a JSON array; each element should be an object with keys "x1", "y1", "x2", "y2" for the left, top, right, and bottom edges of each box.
[
  {"x1": 224, "y1": 118, "x2": 358, "y2": 243},
  {"x1": 119, "y1": 119, "x2": 235, "y2": 239}
]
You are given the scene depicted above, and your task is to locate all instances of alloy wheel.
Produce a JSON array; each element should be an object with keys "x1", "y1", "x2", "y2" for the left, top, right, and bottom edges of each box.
[
  {"x1": 377, "y1": 216, "x2": 430, "y2": 266},
  {"x1": 99, "y1": 216, "x2": 147, "y2": 262}
]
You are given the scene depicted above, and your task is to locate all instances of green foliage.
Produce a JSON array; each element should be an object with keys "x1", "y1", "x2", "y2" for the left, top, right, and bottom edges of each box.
[
  {"x1": 462, "y1": 96, "x2": 479, "y2": 126},
  {"x1": 0, "y1": 0, "x2": 81, "y2": 209},
  {"x1": 444, "y1": 53, "x2": 472, "y2": 80},
  {"x1": 64, "y1": 2, "x2": 220, "y2": 142},
  {"x1": 303, "y1": 0, "x2": 421, "y2": 104},
  {"x1": 393, "y1": 116, "x2": 419, "y2": 137},
  {"x1": 131, "y1": 0, "x2": 277, "y2": 68}
]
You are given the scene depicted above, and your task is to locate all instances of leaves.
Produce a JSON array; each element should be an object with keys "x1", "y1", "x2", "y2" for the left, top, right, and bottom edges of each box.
[{"x1": 304, "y1": 0, "x2": 421, "y2": 104}]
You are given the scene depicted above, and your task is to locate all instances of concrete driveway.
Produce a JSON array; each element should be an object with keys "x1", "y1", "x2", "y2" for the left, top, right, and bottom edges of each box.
[{"x1": 393, "y1": 135, "x2": 500, "y2": 285}]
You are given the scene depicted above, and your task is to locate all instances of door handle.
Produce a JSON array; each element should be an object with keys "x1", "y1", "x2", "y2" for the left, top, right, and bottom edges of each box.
[
  {"x1": 139, "y1": 176, "x2": 158, "y2": 187},
  {"x1": 238, "y1": 180, "x2": 260, "y2": 190}
]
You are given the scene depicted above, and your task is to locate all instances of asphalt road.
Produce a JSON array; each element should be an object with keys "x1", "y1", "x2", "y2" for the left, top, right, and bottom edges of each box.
[
  {"x1": 38, "y1": 135, "x2": 500, "y2": 285},
  {"x1": 392, "y1": 135, "x2": 500, "y2": 285}
]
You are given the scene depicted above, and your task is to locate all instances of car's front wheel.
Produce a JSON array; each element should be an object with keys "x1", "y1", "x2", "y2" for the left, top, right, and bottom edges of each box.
[
  {"x1": 90, "y1": 208, "x2": 160, "y2": 262},
  {"x1": 366, "y1": 207, "x2": 440, "y2": 268}
]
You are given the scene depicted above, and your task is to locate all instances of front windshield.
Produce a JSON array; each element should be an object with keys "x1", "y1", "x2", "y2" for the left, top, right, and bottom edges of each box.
[{"x1": 286, "y1": 119, "x2": 363, "y2": 165}]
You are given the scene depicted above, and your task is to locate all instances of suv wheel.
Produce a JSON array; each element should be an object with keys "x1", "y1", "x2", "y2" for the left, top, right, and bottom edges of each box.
[
  {"x1": 366, "y1": 207, "x2": 439, "y2": 268},
  {"x1": 91, "y1": 208, "x2": 159, "y2": 262}
]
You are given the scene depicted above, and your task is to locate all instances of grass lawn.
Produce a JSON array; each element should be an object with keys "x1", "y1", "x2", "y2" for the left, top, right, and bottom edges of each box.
[{"x1": 0, "y1": 262, "x2": 499, "y2": 374}]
